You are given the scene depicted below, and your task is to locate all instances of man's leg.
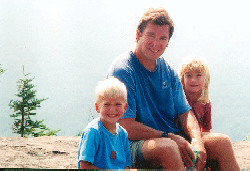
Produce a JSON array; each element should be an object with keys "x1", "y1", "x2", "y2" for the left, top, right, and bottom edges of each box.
[
  {"x1": 142, "y1": 138, "x2": 185, "y2": 169},
  {"x1": 202, "y1": 132, "x2": 240, "y2": 170}
]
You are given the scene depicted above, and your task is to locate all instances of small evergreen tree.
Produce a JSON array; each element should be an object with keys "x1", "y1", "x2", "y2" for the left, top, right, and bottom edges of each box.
[
  {"x1": 0, "y1": 64, "x2": 5, "y2": 74},
  {"x1": 244, "y1": 133, "x2": 250, "y2": 141},
  {"x1": 9, "y1": 66, "x2": 60, "y2": 137}
]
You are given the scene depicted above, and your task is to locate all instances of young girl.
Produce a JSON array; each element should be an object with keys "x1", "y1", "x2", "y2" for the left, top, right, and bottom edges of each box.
[{"x1": 179, "y1": 56, "x2": 212, "y2": 132}]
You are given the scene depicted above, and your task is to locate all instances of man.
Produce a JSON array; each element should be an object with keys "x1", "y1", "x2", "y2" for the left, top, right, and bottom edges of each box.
[{"x1": 107, "y1": 7, "x2": 239, "y2": 170}]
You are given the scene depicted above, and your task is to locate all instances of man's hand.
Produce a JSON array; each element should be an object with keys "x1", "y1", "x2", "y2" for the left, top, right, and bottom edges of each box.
[
  {"x1": 195, "y1": 142, "x2": 207, "y2": 170},
  {"x1": 168, "y1": 133, "x2": 194, "y2": 167},
  {"x1": 178, "y1": 110, "x2": 208, "y2": 169}
]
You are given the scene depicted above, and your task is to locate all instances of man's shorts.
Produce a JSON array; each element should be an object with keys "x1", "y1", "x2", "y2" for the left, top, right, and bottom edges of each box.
[
  {"x1": 129, "y1": 131, "x2": 191, "y2": 169},
  {"x1": 130, "y1": 140, "x2": 149, "y2": 168}
]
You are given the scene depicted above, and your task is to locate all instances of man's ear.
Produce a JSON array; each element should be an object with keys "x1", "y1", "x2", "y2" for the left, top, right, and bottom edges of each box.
[
  {"x1": 136, "y1": 29, "x2": 141, "y2": 42},
  {"x1": 95, "y1": 103, "x2": 100, "y2": 113}
]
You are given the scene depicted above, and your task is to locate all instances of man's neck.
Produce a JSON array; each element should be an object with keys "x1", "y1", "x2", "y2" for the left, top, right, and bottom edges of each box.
[{"x1": 133, "y1": 49, "x2": 157, "y2": 72}]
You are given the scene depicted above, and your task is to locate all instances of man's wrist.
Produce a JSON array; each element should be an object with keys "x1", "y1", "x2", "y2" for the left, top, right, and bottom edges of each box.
[{"x1": 161, "y1": 132, "x2": 168, "y2": 138}]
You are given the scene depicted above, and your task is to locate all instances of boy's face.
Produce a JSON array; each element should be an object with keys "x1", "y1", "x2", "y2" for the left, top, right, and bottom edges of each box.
[
  {"x1": 183, "y1": 70, "x2": 204, "y2": 94},
  {"x1": 95, "y1": 97, "x2": 127, "y2": 125}
]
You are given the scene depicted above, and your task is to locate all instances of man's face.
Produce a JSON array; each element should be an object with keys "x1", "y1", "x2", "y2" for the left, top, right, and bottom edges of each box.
[{"x1": 136, "y1": 23, "x2": 170, "y2": 62}]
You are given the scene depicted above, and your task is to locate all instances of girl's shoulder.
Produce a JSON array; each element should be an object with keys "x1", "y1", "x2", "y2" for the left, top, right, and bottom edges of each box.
[{"x1": 190, "y1": 100, "x2": 211, "y2": 108}]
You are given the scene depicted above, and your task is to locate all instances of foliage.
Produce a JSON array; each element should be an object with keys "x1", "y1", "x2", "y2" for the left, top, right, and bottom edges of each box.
[
  {"x1": 76, "y1": 131, "x2": 82, "y2": 136},
  {"x1": 243, "y1": 133, "x2": 250, "y2": 141},
  {"x1": 0, "y1": 64, "x2": 5, "y2": 74},
  {"x1": 9, "y1": 66, "x2": 60, "y2": 137}
]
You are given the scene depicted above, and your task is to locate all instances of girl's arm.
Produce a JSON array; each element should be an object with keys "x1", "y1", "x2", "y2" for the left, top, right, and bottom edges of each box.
[
  {"x1": 79, "y1": 161, "x2": 100, "y2": 169},
  {"x1": 201, "y1": 102, "x2": 212, "y2": 132},
  {"x1": 202, "y1": 129, "x2": 211, "y2": 132}
]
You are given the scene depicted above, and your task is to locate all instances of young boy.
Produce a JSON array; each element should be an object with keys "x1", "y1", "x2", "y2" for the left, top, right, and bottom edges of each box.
[{"x1": 77, "y1": 78, "x2": 131, "y2": 169}]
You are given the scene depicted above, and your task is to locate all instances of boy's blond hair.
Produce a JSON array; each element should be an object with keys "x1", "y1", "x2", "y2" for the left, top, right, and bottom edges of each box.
[
  {"x1": 179, "y1": 55, "x2": 211, "y2": 104},
  {"x1": 95, "y1": 78, "x2": 127, "y2": 104}
]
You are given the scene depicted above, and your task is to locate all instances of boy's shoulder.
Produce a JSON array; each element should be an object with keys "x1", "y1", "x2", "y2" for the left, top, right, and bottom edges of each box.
[
  {"x1": 117, "y1": 124, "x2": 128, "y2": 136},
  {"x1": 84, "y1": 117, "x2": 102, "y2": 132}
]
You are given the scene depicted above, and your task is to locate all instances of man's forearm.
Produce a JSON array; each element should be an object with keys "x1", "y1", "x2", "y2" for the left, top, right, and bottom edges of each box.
[
  {"x1": 119, "y1": 118, "x2": 163, "y2": 140},
  {"x1": 179, "y1": 110, "x2": 202, "y2": 141}
]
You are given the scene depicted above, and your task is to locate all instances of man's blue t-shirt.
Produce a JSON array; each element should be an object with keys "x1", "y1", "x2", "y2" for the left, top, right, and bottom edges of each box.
[
  {"x1": 77, "y1": 117, "x2": 131, "y2": 169},
  {"x1": 107, "y1": 51, "x2": 191, "y2": 134}
]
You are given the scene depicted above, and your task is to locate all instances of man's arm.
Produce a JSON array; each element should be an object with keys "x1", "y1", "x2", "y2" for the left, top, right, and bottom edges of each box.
[
  {"x1": 178, "y1": 110, "x2": 202, "y2": 140},
  {"x1": 119, "y1": 118, "x2": 163, "y2": 140},
  {"x1": 178, "y1": 110, "x2": 207, "y2": 169},
  {"x1": 119, "y1": 117, "x2": 195, "y2": 168}
]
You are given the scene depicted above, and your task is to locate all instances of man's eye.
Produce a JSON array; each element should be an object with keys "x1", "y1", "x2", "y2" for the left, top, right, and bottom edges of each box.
[
  {"x1": 104, "y1": 103, "x2": 110, "y2": 106},
  {"x1": 161, "y1": 37, "x2": 168, "y2": 41},
  {"x1": 116, "y1": 103, "x2": 122, "y2": 106},
  {"x1": 147, "y1": 33, "x2": 155, "y2": 38}
]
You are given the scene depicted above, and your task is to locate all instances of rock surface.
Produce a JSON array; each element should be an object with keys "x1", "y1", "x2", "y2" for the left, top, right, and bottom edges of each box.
[{"x1": 0, "y1": 136, "x2": 249, "y2": 169}]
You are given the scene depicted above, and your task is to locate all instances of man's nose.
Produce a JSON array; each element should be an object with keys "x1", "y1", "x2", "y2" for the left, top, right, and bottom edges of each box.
[{"x1": 151, "y1": 39, "x2": 161, "y2": 49}]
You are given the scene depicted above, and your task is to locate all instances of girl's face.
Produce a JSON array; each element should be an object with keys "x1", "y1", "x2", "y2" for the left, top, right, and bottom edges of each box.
[{"x1": 183, "y1": 70, "x2": 204, "y2": 94}]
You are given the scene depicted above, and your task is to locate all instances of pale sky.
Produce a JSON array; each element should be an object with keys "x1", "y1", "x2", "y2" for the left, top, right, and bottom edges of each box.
[{"x1": 0, "y1": 0, "x2": 249, "y2": 141}]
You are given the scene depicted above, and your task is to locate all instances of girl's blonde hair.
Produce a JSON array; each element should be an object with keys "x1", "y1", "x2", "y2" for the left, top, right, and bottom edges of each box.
[
  {"x1": 95, "y1": 78, "x2": 127, "y2": 104},
  {"x1": 179, "y1": 55, "x2": 211, "y2": 104}
]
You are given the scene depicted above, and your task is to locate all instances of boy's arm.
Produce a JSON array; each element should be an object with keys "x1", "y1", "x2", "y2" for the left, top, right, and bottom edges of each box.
[
  {"x1": 79, "y1": 161, "x2": 100, "y2": 169},
  {"x1": 78, "y1": 129, "x2": 98, "y2": 169}
]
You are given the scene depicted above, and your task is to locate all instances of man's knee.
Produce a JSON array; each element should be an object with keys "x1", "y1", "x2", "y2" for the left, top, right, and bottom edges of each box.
[
  {"x1": 143, "y1": 138, "x2": 180, "y2": 159},
  {"x1": 142, "y1": 138, "x2": 184, "y2": 168}
]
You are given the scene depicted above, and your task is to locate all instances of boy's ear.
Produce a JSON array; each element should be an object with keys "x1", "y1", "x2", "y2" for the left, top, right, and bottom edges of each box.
[
  {"x1": 95, "y1": 103, "x2": 100, "y2": 113},
  {"x1": 124, "y1": 103, "x2": 128, "y2": 112}
]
